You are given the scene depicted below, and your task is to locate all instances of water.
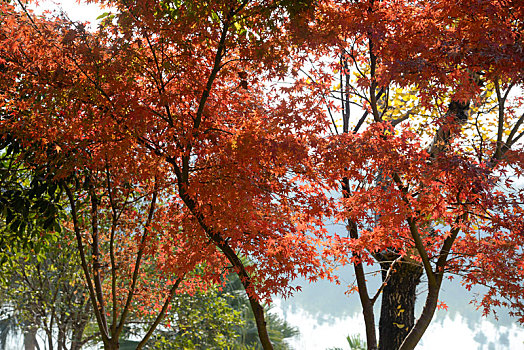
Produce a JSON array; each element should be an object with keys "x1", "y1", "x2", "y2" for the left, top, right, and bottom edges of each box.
[{"x1": 271, "y1": 276, "x2": 524, "y2": 350}]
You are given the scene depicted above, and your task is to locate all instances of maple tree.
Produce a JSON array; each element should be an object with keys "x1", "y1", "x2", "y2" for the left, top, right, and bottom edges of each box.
[
  {"x1": 1, "y1": 1, "x2": 523, "y2": 350},
  {"x1": 0, "y1": 0, "x2": 327, "y2": 349},
  {"x1": 297, "y1": 1, "x2": 524, "y2": 349}
]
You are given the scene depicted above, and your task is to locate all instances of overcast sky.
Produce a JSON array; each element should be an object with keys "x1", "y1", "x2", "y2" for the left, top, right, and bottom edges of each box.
[{"x1": 31, "y1": 0, "x2": 103, "y2": 26}]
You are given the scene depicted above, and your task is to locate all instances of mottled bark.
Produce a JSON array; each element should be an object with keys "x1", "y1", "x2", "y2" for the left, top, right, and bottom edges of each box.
[
  {"x1": 378, "y1": 258, "x2": 423, "y2": 350},
  {"x1": 70, "y1": 303, "x2": 91, "y2": 350},
  {"x1": 23, "y1": 327, "x2": 39, "y2": 350}
]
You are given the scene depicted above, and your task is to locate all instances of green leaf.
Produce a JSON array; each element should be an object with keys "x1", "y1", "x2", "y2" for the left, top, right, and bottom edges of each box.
[
  {"x1": 96, "y1": 12, "x2": 111, "y2": 20},
  {"x1": 234, "y1": 21, "x2": 241, "y2": 32},
  {"x1": 211, "y1": 11, "x2": 220, "y2": 23}
]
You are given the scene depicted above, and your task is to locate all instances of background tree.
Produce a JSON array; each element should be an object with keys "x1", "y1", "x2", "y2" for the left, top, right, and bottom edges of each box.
[
  {"x1": 0, "y1": 129, "x2": 64, "y2": 349},
  {"x1": 138, "y1": 273, "x2": 298, "y2": 350},
  {"x1": 222, "y1": 274, "x2": 299, "y2": 350},
  {"x1": 0, "y1": 231, "x2": 95, "y2": 350},
  {"x1": 0, "y1": 135, "x2": 62, "y2": 268}
]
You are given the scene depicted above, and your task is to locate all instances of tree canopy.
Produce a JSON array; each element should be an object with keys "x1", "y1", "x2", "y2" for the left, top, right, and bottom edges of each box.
[{"x1": 0, "y1": 0, "x2": 523, "y2": 349}]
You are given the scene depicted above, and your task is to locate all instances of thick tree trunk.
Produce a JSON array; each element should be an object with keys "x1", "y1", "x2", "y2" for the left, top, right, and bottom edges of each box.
[
  {"x1": 24, "y1": 327, "x2": 39, "y2": 350},
  {"x1": 378, "y1": 259, "x2": 423, "y2": 350},
  {"x1": 70, "y1": 311, "x2": 90, "y2": 350},
  {"x1": 57, "y1": 324, "x2": 66, "y2": 350},
  {"x1": 103, "y1": 339, "x2": 119, "y2": 350}
]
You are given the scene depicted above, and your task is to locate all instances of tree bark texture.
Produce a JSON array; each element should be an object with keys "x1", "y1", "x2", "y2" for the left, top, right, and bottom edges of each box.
[
  {"x1": 23, "y1": 327, "x2": 39, "y2": 350},
  {"x1": 378, "y1": 259, "x2": 423, "y2": 350}
]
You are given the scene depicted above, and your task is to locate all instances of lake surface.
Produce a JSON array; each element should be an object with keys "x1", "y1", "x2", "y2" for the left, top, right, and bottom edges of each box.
[{"x1": 272, "y1": 275, "x2": 524, "y2": 350}]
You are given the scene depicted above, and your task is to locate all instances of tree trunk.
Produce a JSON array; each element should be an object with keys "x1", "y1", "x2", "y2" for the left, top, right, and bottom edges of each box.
[
  {"x1": 70, "y1": 313, "x2": 89, "y2": 350},
  {"x1": 57, "y1": 324, "x2": 66, "y2": 350},
  {"x1": 378, "y1": 259, "x2": 423, "y2": 350},
  {"x1": 24, "y1": 327, "x2": 39, "y2": 350},
  {"x1": 104, "y1": 339, "x2": 120, "y2": 350}
]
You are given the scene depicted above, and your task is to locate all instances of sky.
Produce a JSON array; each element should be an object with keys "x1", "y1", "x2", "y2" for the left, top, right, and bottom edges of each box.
[{"x1": 30, "y1": 0, "x2": 104, "y2": 27}]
